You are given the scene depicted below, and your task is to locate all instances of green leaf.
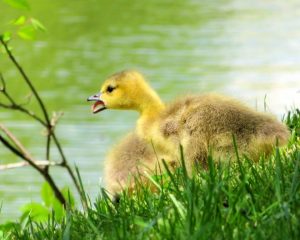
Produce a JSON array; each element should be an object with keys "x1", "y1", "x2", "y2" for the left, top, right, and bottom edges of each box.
[
  {"x1": 30, "y1": 18, "x2": 46, "y2": 32},
  {"x1": 1, "y1": 32, "x2": 11, "y2": 42},
  {"x1": 17, "y1": 25, "x2": 36, "y2": 40},
  {"x1": 62, "y1": 187, "x2": 75, "y2": 208},
  {"x1": 41, "y1": 182, "x2": 55, "y2": 207},
  {"x1": 3, "y1": 0, "x2": 30, "y2": 10},
  {"x1": 20, "y1": 202, "x2": 49, "y2": 222},
  {"x1": 13, "y1": 15, "x2": 26, "y2": 26},
  {"x1": 52, "y1": 198, "x2": 64, "y2": 221},
  {"x1": 41, "y1": 182, "x2": 68, "y2": 221}
]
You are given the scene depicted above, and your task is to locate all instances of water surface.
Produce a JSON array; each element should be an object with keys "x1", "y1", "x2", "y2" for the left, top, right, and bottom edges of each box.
[{"x1": 0, "y1": 0, "x2": 299, "y2": 221}]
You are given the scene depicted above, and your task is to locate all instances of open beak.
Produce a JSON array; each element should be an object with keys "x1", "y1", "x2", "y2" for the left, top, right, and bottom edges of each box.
[{"x1": 87, "y1": 93, "x2": 106, "y2": 114}]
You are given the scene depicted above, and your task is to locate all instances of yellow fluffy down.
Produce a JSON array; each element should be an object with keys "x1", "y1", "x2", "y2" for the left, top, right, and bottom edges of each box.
[{"x1": 104, "y1": 132, "x2": 156, "y2": 195}]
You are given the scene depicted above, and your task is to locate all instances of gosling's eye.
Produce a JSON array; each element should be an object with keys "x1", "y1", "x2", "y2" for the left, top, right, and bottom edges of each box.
[{"x1": 107, "y1": 85, "x2": 115, "y2": 93}]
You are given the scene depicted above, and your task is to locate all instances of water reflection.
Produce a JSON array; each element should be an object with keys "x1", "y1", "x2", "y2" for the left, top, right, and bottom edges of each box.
[{"x1": 1, "y1": 0, "x2": 300, "y2": 221}]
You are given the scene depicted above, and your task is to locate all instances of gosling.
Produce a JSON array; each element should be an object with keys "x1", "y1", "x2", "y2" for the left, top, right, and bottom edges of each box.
[{"x1": 88, "y1": 70, "x2": 290, "y2": 189}]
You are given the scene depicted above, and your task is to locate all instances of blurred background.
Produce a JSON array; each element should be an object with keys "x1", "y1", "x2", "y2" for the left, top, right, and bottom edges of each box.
[{"x1": 0, "y1": 0, "x2": 299, "y2": 221}]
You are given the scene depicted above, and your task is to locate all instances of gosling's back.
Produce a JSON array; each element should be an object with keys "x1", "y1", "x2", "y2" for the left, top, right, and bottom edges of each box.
[{"x1": 159, "y1": 94, "x2": 290, "y2": 164}]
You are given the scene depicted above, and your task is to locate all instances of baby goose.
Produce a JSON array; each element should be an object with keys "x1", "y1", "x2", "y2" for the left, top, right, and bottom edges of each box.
[{"x1": 88, "y1": 70, "x2": 290, "y2": 182}]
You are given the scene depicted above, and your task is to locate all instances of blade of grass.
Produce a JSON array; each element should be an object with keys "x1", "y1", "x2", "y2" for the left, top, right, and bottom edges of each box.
[
  {"x1": 161, "y1": 159, "x2": 180, "y2": 193},
  {"x1": 75, "y1": 166, "x2": 88, "y2": 211},
  {"x1": 169, "y1": 193, "x2": 186, "y2": 220},
  {"x1": 289, "y1": 151, "x2": 300, "y2": 200}
]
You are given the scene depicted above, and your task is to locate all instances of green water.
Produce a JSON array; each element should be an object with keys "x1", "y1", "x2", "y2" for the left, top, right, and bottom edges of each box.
[{"x1": 0, "y1": 0, "x2": 299, "y2": 221}]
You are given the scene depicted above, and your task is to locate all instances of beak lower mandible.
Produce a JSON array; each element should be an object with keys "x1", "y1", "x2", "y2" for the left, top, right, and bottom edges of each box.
[{"x1": 87, "y1": 93, "x2": 101, "y2": 101}]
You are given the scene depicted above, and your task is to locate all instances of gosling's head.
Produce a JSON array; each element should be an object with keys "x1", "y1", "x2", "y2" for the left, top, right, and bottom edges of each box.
[{"x1": 87, "y1": 70, "x2": 162, "y2": 114}]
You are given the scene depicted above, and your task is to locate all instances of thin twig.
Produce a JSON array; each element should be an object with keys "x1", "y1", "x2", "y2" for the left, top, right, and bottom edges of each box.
[
  {"x1": 45, "y1": 134, "x2": 51, "y2": 172},
  {"x1": 10, "y1": 105, "x2": 46, "y2": 126},
  {"x1": 0, "y1": 135, "x2": 33, "y2": 165},
  {"x1": 51, "y1": 134, "x2": 85, "y2": 201},
  {"x1": 0, "y1": 40, "x2": 84, "y2": 207},
  {"x1": 0, "y1": 124, "x2": 66, "y2": 205},
  {"x1": 0, "y1": 132, "x2": 66, "y2": 206},
  {"x1": 0, "y1": 103, "x2": 46, "y2": 124},
  {"x1": 0, "y1": 73, "x2": 6, "y2": 90},
  {"x1": 0, "y1": 41, "x2": 76, "y2": 171},
  {"x1": 0, "y1": 102, "x2": 11, "y2": 108},
  {"x1": 0, "y1": 160, "x2": 58, "y2": 170},
  {"x1": 0, "y1": 39, "x2": 51, "y2": 126},
  {"x1": 0, "y1": 73, "x2": 46, "y2": 126},
  {"x1": 52, "y1": 134, "x2": 67, "y2": 163},
  {"x1": 0, "y1": 123, "x2": 33, "y2": 159},
  {"x1": 1, "y1": 72, "x2": 79, "y2": 202}
]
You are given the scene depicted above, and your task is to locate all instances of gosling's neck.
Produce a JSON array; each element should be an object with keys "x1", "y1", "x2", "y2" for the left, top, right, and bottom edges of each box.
[
  {"x1": 136, "y1": 91, "x2": 165, "y2": 140},
  {"x1": 138, "y1": 96, "x2": 165, "y2": 121}
]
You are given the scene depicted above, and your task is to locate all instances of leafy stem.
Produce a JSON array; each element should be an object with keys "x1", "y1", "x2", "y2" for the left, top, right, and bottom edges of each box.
[{"x1": 0, "y1": 39, "x2": 87, "y2": 209}]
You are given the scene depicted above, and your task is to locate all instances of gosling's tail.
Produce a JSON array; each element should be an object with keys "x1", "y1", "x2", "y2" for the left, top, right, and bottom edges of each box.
[{"x1": 248, "y1": 120, "x2": 290, "y2": 160}]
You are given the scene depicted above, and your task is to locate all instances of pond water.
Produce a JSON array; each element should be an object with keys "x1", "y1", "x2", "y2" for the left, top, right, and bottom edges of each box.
[{"x1": 0, "y1": 0, "x2": 299, "y2": 221}]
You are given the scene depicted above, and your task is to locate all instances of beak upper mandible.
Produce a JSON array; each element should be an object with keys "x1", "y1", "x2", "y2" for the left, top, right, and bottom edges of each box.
[{"x1": 87, "y1": 93, "x2": 101, "y2": 101}]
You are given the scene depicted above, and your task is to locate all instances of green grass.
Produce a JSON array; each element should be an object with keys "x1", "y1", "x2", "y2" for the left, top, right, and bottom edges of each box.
[{"x1": 1, "y1": 110, "x2": 300, "y2": 240}]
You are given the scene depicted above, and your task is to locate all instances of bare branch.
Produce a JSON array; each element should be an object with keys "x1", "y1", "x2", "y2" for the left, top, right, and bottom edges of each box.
[
  {"x1": 0, "y1": 73, "x2": 16, "y2": 103},
  {"x1": 10, "y1": 106, "x2": 47, "y2": 126},
  {"x1": 0, "y1": 73, "x2": 46, "y2": 126},
  {"x1": 0, "y1": 39, "x2": 51, "y2": 126},
  {"x1": 0, "y1": 40, "x2": 68, "y2": 165},
  {"x1": 0, "y1": 160, "x2": 59, "y2": 171},
  {"x1": 45, "y1": 134, "x2": 51, "y2": 172},
  {"x1": 0, "y1": 134, "x2": 32, "y2": 164},
  {"x1": 0, "y1": 104, "x2": 47, "y2": 126},
  {"x1": 0, "y1": 73, "x2": 6, "y2": 91},
  {"x1": 20, "y1": 93, "x2": 33, "y2": 107},
  {"x1": 51, "y1": 111, "x2": 64, "y2": 127},
  {"x1": 0, "y1": 126, "x2": 66, "y2": 206},
  {"x1": 0, "y1": 123, "x2": 33, "y2": 159},
  {"x1": 0, "y1": 102, "x2": 11, "y2": 108},
  {"x1": 0, "y1": 40, "x2": 86, "y2": 208}
]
